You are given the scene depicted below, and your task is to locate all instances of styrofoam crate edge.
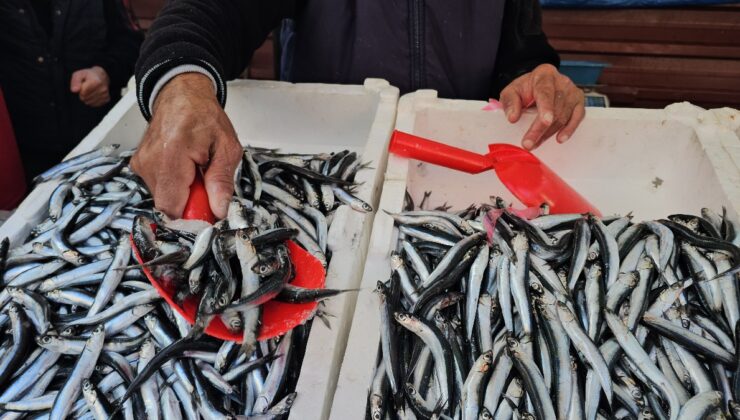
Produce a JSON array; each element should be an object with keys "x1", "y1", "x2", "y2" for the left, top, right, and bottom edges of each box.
[
  {"x1": 328, "y1": 180, "x2": 407, "y2": 420},
  {"x1": 350, "y1": 80, "x2": 399, "y2": 209},
  {"x1": 693, "y1": 126, "x2": 740, "y2": 221},
  {"x1": 290, "y1": 208, "x2": 372, "y2": 420},
  {"x1": 288, "y1": 80, "x2": 398, "y2": 420},
  {"x1": 0, "y1": 218, "x2": 33, "y2": 249}
]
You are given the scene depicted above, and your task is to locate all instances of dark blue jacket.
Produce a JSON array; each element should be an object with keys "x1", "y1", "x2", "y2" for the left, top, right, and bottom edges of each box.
[{"x1": 136, "y1": 0, "x2": 559, "y2": 120}]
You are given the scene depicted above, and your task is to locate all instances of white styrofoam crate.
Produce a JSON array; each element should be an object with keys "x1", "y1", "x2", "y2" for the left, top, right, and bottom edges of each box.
[
  {"x1": 330, "y1": 90, "x2": 740, "y2": 419},
  {"x1": 0, "y1": 78, "x2": 399, "y2": 420}
]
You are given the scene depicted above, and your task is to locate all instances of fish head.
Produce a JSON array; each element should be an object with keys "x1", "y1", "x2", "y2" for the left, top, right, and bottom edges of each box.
[
  {"x1": 528, "y1": 280, "x2": 545, "y2": 297},
  {"x1": 639, "y1": 407, "x2": 655, "y2": 419},
  {"x1": 393, "y1": 312, "x2": 411, "y2": 326},
  {"x1": 374, "y1": 281, "x2": 388, "y2": 297},
  {"x1": 253, "y1": 254, "x2": 280, "y2": 276},
  {"x1": 625, "y1": 272, "x2": 639, "y2": 287},
  {"x1": 235, "y1": 228, "x2": 252, "y2": 243},
  {"x1": 368, "y1": 395, "x2": 384, "y2": 420},
  {"x1": 282, "y1": 393, "x2": 297, "y2": 408},
  {"x1": 36, "y1": 334, "x2": 58, "y2": 347},
  {"x1": 389, "y1": 254, "x2": 403, "y2": 270},
  {"x1": 730, "y1": 401, "x2": 740, "y2": 420},
  {"x1": 63, "y1": 250, "x2": 91, "y2": 265},
  {"x1": 404, "y1": 383, "x2": 418, "y2": 397},
  {"x1": 479, "y1": 408, "x2": 494, "y2": 420},
  {"x1": 504, "y1": 333, "x2": 520, "y2": 351},
  {"x1": 60, "y1": 325, "x2": 77, "y2": 336},
  {"x1": 480, "y1": 350, "x2": 493, "y2": 366},
  {"x1": 223, "y1": 313, "x2": 242, "y2": 332},
  {"x1": 90, "y1": 323, "x2": 105, "y2": 337},
  {"x1": 82, "y1": 379, "x2": 95, "y2": 398},
  {"x1": 555, "y1": 301, "x2": 575, "y2": 321}
]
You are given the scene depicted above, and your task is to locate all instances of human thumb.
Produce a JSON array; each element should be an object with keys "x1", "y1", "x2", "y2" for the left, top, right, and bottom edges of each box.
[
  {"x1": 203, "y1": 143, "x2": 240, "y2": 219},
  {"x1": 70, "y1": 70, "x2": 87, "y2": 93}
]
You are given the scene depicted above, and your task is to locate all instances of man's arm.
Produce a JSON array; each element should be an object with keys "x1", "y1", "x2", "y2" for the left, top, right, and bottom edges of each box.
[
  {"x1": 131, "y1": 1, "x2": 296, "y2": 219},
  {"x1": 491, "y1": 0, "x2": 559, "y2": 96},
  {"x1": 494, "y1": 0, "x2": 585, "y2": 150},
  {"x1": 135, "y1": 0, "x2": 297, "y2": 119},
  {"x1": 95, "y1": 0, "x2": 144, "y2": 94}
]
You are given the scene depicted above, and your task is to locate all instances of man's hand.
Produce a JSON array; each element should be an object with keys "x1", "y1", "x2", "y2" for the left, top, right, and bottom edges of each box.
[
  {"x1": 130, "y1": 73, "x2": 243, "y2": 219},
  {"x1": 500, "y1": 64, "x2": 585, "y2": 150},
  {"x1": 70, "y1": 66, "x2": 111, "y2": 107}
]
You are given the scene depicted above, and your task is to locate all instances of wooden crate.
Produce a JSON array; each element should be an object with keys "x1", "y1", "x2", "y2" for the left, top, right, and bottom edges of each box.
[{"x1": 543, "y1": 5, "x2": 740, "y2": 109}]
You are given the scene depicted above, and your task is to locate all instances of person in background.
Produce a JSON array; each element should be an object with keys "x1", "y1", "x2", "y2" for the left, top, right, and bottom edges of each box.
[
  {"x1": 132, "y1": 1, "x2": 585, "y2": 219},
  {"x1": 0, "y1": 0, "x2": 142, "y2": 183}
]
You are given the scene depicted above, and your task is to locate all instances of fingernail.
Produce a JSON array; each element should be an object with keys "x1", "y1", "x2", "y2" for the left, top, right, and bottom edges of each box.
[
  {"x1": 522, "y1": 139, "x2": 535, "y2": 150},
  {"x1": 215, "y1": 197, "x2": 230, "y2": 218},
  {"x1": 542, "y1": 112, "x2": 554, "y2": 124},
  {"x1": 559, "y1": 135, "x2": 570, "y2": 143}
]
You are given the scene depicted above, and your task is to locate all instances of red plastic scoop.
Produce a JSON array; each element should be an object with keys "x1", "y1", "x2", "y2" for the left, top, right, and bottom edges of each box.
[
  {"x1": 131, "y1": 174, "x2": 327, "y2": 341},
  {"x1": 389, "y1": 130, "x2": 600, "y2": 216}
]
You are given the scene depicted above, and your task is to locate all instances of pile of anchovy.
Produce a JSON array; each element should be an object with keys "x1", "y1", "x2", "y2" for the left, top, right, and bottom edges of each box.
[
  {"x1": 0, "y1": 144, "x2": 371, "y2": 419},
  {"x1": 371, "y1": 196, "x2": 740, "y2": 420}
]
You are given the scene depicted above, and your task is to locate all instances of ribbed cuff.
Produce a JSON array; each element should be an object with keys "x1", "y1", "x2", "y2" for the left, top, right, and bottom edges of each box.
[
  {"x1": 136, "y1": 58, "x2": 226, "y2": 120},
  {"x1": 148, "y1": 65, "x2": 218, "y2": 114}
]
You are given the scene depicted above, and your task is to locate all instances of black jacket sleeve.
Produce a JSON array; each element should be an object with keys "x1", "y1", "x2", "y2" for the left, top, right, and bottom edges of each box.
[
  {"x1": 135, "y1": 0, "x2": 297, "y2": 119},
  {"x1": 95, "y1": 0, "x2": 144, "y2": 96},
  {"x1": 491, "y1": 0, "x2": 560, "y2": 97}
]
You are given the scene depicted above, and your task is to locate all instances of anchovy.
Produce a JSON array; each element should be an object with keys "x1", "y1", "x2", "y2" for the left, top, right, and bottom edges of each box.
[
  {"x1": 395, "y1": 312, "x2": 454, "y2": 415},
  {"x1": 605, "y1": 310, "x2": 680, "y2": 420},
  {"x1": 642, "y1": 313, "x2": 735, "y2": 365},
  {"x1": 557, "y1": 301, "x2": 613, "y2": 405},
  {"x1": 506, "y1": 334, "x2": 556, "y2": 420},
  {"x1": 0, "y1": 303, "x2": 33, "y2": 390},
  {"x1": 49, "y1": 324, "x2": 105, "y2": 419}
]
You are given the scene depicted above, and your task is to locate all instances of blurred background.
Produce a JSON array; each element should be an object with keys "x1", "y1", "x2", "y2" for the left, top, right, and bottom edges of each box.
[{"x1": 127, "y1": 0, "x2": 740, "y2": 110}]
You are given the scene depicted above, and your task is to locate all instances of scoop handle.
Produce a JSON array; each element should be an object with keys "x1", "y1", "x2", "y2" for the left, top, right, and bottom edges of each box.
[
  {"x1": 182, "y1": 171, "x2": 216, "y2": 224},
  {"x1": 389, "y1": 130, "x2": 492, "y2": 174}
]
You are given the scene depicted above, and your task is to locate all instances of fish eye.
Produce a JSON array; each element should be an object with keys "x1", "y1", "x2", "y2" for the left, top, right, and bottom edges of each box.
[
  {"x1": 372, "y1": 412, "x2": 382, "y2": 420},
  {"x1": 218, "y1": 297, "x2": 228, "y2": 306},
  {"x1": 41, "y1": 335, "x2": 52, "y2": 344}
]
